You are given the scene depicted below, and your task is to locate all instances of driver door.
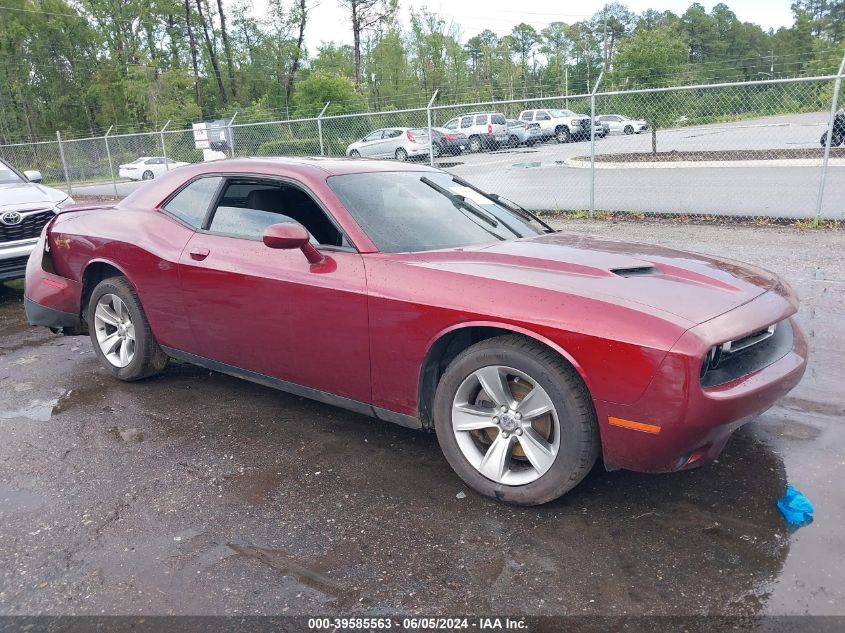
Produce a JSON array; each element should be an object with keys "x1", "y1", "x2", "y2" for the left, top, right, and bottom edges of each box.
[{"x1": 175, "y1": 177, "x2": 371, "y2": 404}]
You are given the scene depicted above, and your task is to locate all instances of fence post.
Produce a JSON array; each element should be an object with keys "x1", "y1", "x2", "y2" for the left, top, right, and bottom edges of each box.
[
  {"x1": 317, "y1": 102, "x2": 330, "y2": 156},
  {"x1": 228, "y1": 111, "x2": 238, "y2": 158},
  {"x1": 427, "y1": 89, "x2": 439, "y2": 167},
  {"x1": 103, "y1": 126, "x2": 117, "y2": 197},
  {"x1": 815, "y1": 53, "x2": 845, "y2": 225},
  {"x1": 55, "y1": 130, "x2": 72, "y2": 196},
  {"x1": 159, "y1": 120, "x2": 171, "y2": 170},
  {"x1": 589, "y1": 72, "x2": 604, "y2": 217}
]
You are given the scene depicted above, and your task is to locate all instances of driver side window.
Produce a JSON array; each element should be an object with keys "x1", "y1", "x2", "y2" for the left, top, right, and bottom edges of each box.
[{"x1": 207, "y1": 180, "x2": 351, "y2": 248}]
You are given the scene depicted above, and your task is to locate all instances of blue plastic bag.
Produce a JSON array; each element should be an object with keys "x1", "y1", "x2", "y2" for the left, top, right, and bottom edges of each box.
[{"x1": 777, "y1": 486, "x2": 814, "y2": 527}]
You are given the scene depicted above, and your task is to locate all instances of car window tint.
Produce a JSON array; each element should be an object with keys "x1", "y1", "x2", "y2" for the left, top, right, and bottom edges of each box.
[
  {"x1": 163, "y1": 176, "x2": 223, "y2": 228},
  {"x1": 474, "y1": 115, "x2": 487, "y2": 125},
  {"x1": 363, "y1": 130, "x2": 382, "y2": 142},
  {"x1": 460, "y1": 117, "x2": 473, "y2": 128},
  {"x1": 520, "y1": 112, "x2": 533, "y2": 121},
  {"x1": 208, "y1": 181, "x2": 346, "y2": 247},
  {"x1": 385, "y1": 129, "x2": 403, "y2": 138},
  {"x1": 445, "y1": 119, "x2": 458, "y2": 129},
  {"x1": 327, "y1": 172, "x2": 541, "y2": 253},
  {"x1": 536, "y1": 111, "x2": 550, "y2": 121},
  {"x1": 0, "y1": 160, "x2": 24, "y2": 184},
  {"x1": 491, "y1": 114, "x2": 505, "y2": 125}
]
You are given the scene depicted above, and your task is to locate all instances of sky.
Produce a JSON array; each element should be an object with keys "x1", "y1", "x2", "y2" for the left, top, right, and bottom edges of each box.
[{"x1": 288, "y1": 0, "x2": 796, "y2": 50}]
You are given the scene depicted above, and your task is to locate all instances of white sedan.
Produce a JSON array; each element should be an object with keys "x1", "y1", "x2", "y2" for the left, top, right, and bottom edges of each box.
[
  {"x1": 118, "y1": 157, "x2": 189, "y2": 181},
  {"x1": 595, "y1": 114, "x2": 648, "y2": 135}
]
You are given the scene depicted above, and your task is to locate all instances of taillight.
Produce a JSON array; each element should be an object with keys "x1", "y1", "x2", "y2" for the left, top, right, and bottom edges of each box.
[
  {"x1": 406, "y1": 130, "x2": 416, "y2": 143},
  {"x1": 487, "y1": 123, "x2": 492, "y2": 134},
  {"x1": 445, "y1": 134, "x2": 455, "y2": 140}
]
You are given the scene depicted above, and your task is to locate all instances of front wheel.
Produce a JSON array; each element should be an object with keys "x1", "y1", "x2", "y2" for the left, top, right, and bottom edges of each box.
[
  {"x1": 433, "y1": 335, "x2": 599, "y2": 505},
  {"x1": 555, "y1": 126, "x2": 571, "y2": 143},
  {"x1": 349, "y1": 150, "x2": 360, "y2": 158},
  {"x1": 88, "y1": 276, "x2": 168, "y2": 381},
  {"x1": 142, "y1": 170, "x2": 154, "y2": 180},
  {"x1": 624, "y1": 125, "x2": 634, "y2": 135}
]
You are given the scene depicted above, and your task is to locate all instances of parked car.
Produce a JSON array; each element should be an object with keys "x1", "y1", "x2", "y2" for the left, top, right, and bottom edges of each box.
[
  {"x1": 346, "y1": 128, "x2": 431, "y2": 161},
  {"x1": 596, "y1": 114, "x2": 648, "y2": 135},
  {"x1": 442, "y1": 112, "x2": 509, "y2": 152},
  {"x1": 25, "y1": 158, "x2": 807, "y2": 505},
  {"x1": 118, "y1": 157, "x2": 189, "y2": 181},
  {"x1": 518, "y1": 108, "x2": 593, "y2": 143},
  {"x1": 0, "y1": 158, "x2": 73, "y2": 281},
  {"x1": 429, "y1": 127, "x2": 469, "y2": 155},
  {"x1": 505, "y1": 119, "x2": 543, "y2": 147}
]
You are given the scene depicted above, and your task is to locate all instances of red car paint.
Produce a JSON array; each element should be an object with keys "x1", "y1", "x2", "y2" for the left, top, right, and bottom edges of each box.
[{"x1": 23, "y1": 158, "x2": 807, "y2": 473}]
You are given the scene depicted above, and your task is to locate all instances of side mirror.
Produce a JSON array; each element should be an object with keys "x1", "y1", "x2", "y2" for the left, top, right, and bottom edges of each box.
[
  {"x1": 262, "y1": 223, "x2": 324, "y2": 264},
  {"x1": 24, "y1": 170, "x2": 43, "y2": 183}
]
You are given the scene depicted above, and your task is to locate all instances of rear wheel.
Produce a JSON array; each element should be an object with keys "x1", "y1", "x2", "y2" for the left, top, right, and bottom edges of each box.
[
  {"x1": 508, "y1": 135, "x2": 520, "y2": 148},
  {"x1": 624, "y1": 125, "x2": 634, "y2": 135},
  {"x1": 142, "y1": 170, "x2": 154, "y2": 180},
  {"x1": 433, "y1": 335, "x2": 599, "y2": 505},
  {"x1": 88, "y1": 276, "x2": 168, "y2": 381},
  {"x1": 432, "y1": 143, "x2": 442, "y2": 158},
  {"x1": 555, "y1": 126, "x2": 571, "y2": 143},
  {"x1": 395, "y1": 148, "x2": 408, "y2": 161},
  {"x1": 468, "y1": 136, "x2": 483, "y2": 153}
]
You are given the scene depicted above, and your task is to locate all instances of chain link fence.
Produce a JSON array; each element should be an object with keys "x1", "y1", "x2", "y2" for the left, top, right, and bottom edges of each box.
[{"x1": 2, "y1": 73, "x2": 843, "y2": 222}]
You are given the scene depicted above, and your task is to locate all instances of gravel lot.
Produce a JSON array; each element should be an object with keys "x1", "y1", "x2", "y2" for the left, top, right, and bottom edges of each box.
[{"x1": 1, "y1": 220, "x2": 843, "y2": 618}]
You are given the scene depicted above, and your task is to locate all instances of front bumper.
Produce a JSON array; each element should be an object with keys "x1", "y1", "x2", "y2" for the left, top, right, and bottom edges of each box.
[
  {"x1": 24, "y1": 231, "x2": 83, "y2": 328},
  {"x1": 595, "y1": 288, "x2": 808, "y2": 473},
  {"x1": 0, "y1": 239, "x2": 39, "y2": 281}
]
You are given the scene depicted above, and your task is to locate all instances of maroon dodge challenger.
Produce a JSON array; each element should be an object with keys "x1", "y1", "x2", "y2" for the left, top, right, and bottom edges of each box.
[{"x1": 24, "y1": 158, "x2": 807, "y2": 505}]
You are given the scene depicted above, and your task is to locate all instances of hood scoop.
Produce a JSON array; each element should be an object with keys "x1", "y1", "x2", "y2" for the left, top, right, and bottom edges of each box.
[{"x1": 610, "y1": 266, "x2": 659, "y2": 278}]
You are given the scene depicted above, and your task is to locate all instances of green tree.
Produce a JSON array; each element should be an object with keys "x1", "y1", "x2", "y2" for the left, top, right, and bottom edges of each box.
[
  {"x1": 612, "y1": 26, "x2": 688, "y2": 152},
  {"x1": 292, "y1": 72, "x2": 365, "y2": 116}
]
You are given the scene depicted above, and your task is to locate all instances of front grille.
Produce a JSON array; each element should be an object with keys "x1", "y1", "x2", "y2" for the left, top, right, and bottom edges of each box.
[
  {"x1": 0, "y1": 255, "x2": 30, "y2": 278},
  {"x1": 701, "y1": 320, "x2": 793, "y2": 387},
  {"x1": 0, "y1": 210, "x2": 54, "y2": 243}
]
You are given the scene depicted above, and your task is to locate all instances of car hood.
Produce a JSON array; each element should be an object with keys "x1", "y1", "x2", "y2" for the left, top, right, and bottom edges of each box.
[
  {"x1": 0, "y1": 181, "x2": 68, "y2": 209},
  {"x1": 406, "y1": 232, "x2": 778, "y2": 325}
]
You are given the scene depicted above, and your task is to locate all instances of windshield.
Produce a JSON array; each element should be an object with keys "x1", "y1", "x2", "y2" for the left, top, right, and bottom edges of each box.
[
  {"x1": 0, "y1": 160, "x2": 25, "y2": 185},
  {"x1": 327, "y1": 171, "x2": 545, "y2": 253},
  {"x1": 549, "y1": 109, "x2": 576, "y2": 118}
]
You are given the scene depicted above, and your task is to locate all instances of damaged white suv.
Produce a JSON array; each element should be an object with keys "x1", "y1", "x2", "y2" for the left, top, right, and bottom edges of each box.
[{"x1": 0, "y1": 158, "x2": 73, "y2": 281}]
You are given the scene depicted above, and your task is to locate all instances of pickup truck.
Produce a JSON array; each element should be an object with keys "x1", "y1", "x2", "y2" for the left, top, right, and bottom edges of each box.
[{"x1": 518, "y1": 108, "x2": 596, "y2": 143}]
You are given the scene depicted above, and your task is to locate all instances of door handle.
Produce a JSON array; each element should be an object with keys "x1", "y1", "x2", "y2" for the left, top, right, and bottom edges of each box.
[{"x1": 189, "y1": 247, "x2": 210, "y2": 261}]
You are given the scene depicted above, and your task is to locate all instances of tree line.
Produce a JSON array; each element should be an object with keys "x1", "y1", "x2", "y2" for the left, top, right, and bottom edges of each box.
[{"x1": 0, "y1": 0, "x2": 843, "y2": 143}]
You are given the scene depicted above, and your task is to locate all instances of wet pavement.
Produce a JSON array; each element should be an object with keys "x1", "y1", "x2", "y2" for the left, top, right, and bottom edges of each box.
[{"x1": 0, "y1": 220, "x2": 843, "y2": 616}]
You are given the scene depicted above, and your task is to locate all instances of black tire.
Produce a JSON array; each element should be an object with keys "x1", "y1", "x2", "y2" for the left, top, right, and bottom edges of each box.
[
  {"x1": 468, "y1": 136, "x2": 482, "y2": 153},
  {"x1": 87, "y1": 276, "x2": 168, "y2": 381},
  {"x1": 508, "y1": 135, "x2": 520, "y2": 148},
  {"x1": 433, "y1": 335, "x2": 599, "y2": 505},
  {"x1": 142, "y1": 170, "x2": 154, "y2": 180},
  {"x1": 624, "y1": 125, "x2": 634, "y2": 135},
  {"x1": 349, "y1": 150, "x2": 360, "y2": 158},
  {"x1": 432, "y1": 142, "x2": 442, "y2": 158},
  {"x1": 395, "y1": 148, "x2": 408, "y2": 161},
  {"x1": 555, "y1": 126, "x2": 571, "y2": 143},
  {"x1": 821, "y1": 132, "x2": 844, "y2": 147}
]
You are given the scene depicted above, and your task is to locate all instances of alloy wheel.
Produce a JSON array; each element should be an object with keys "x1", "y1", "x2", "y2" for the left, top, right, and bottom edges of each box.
[
  {"x1": 94, "y1": 293, "x2": 136, "y2": 368},
  {"x1": 451, "y1": 365, "x2": 560, "y2": 486}
]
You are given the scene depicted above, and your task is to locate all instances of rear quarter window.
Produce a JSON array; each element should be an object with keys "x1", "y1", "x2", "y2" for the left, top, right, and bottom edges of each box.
[
  {"x1": 491, "y1": 114, "x2": 506, "y2": 125},
  {"x1": 162, "y1": 176, "x2": 223, "y2": 229}
]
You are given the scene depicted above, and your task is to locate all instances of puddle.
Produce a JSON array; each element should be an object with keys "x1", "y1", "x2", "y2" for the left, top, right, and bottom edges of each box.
[
  {"x1": 0, "y1": 397, "x2": 61, "y2": 422},
  {"x1": 764, "y1": 419, "x2": 822, "y2": 441},
  {"x1": 52, "y1": 385, "x2": 106, "y2": 415},
  {"x1": 224, "y1": 469, "x2": 285, "y2": 505},
  {"x1": 0, "y1": 484, "x2": 48, "y2": 516},
  {"x1": 227, "y1": 543, "x2": 361, "y2": 606},
  {"x1": 511, "y1": 160, "x2": 567, "y2": 169}
]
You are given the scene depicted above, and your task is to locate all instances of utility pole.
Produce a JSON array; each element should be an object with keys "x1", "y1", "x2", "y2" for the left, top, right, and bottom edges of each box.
[{"x1": 770, "y1": 50, "x2": 775, "y2": 78}]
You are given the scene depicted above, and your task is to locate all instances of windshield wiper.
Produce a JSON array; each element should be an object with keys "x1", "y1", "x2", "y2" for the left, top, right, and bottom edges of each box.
[
  {"x1": 419, "y1": 176, "x2": 500, "y2": 228},
  {"x1": 450, "y1": 176, "x2": 556, "y2": 233}
]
